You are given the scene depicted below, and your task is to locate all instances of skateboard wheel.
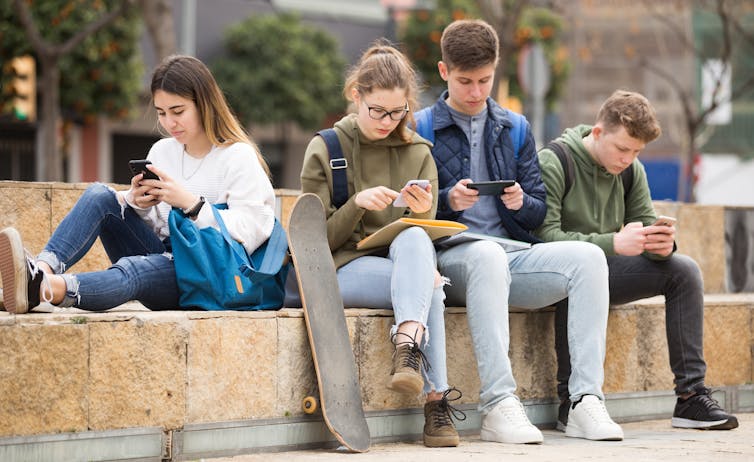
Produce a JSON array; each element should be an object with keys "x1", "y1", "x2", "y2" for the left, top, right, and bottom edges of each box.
[{"x1": 302, "y1": 396, "x2": 318, "y2": 414}]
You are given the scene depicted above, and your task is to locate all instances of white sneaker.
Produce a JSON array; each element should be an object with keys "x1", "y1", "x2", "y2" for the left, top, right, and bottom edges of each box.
[
  {"x1": 481, "y1": 396, "x2": 543, "y2": 444},
  {"x1": 565, "y1": 395, "x2": 624, "y2": 441}
]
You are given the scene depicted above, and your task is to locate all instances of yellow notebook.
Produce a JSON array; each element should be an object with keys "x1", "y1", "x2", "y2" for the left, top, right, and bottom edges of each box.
[{"x1": 356, "y1": 218, "x2": 468, "y2": 251}]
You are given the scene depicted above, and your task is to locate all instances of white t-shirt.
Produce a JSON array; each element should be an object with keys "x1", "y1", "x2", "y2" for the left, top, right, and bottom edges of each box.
[{"x1": 120, "y1": 138, "x2": 275, "y2": 254}]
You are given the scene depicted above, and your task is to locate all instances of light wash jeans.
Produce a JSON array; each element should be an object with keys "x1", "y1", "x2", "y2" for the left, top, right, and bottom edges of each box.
[
  {"x1": 336, "y1": 227, "x2": 449, "y2": 395},
  {"x1": 437, "y1": 239, "x2": 609, "y2": 413},
  {"x1": 36, "y1": 183, "x2": 180, "y2": 311},
  {"x1": 555, "y1": 253, "x2": 706, "y2": 399}
]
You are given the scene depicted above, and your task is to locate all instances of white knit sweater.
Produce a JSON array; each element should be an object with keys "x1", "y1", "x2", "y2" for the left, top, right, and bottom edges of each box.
[{"x1": 120, "y1": 137, "x2": 275, "y2": 254}]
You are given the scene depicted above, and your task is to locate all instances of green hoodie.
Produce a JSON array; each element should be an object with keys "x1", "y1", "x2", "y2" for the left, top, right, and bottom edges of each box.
[
  {"x1": 300, "y1": 114, "x2": 438, "y2": 268},
  {"x1": 534, "y1": 124, "x2": 663, "y2": 258}
]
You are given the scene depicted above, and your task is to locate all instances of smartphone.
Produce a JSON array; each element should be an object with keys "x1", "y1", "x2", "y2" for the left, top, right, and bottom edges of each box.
[
  {"x1": 652, "y1": 215, "x2": 677, "y2": 227},
  {"x1": 467, "y1": 180, "x2": 515, "y2": 195},
  {"x1": 129, "y1": 159, "x2": 160, "y2": 180},
  {"x1": 393, "y1": 179, "x2": 430, "y2": 207}
]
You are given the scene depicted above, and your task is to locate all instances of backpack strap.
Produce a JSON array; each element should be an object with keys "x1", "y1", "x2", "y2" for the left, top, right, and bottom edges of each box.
[
  {"x1": 317, "y1": 128, "x2": 348, "y2": 209},
  {"x1": 506, "y1": 111, "x2": 526, "y2": 160},
  {"x1": 414, "y1": 107, "x2": 434, "y2": 144},
  {"x1": 546, "y1": 139, "x2": 575, "y2": 197},
  {"x1": 620, "y1": 163, "x2": 634, "y2": 201},
  {"x1": 546, "y1": 138, "x2": 634, "y2": 201}
]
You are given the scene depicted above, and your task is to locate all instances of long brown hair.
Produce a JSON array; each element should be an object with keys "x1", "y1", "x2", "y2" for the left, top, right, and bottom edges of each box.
[
  {"x1": 150, "y1": 55, "x2": 270, "y2": 175},
  {"x1": 343, "y1": 41, "x2": 419, "y2": 143}
]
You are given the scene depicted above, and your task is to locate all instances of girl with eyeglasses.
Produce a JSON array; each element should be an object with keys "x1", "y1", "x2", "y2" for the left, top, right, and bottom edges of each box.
[{"x1": 298, "y1": 41, "x2": 462, "y2": 447}]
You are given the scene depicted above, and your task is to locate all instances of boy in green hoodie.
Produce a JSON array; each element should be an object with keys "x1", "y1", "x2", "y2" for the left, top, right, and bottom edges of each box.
[{"x1": 536, "y1": 90, "x2": 738, "y2": 432}]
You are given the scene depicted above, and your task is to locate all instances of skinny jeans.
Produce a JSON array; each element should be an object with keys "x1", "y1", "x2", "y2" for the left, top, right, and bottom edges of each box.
[
  {"x1": 336, "y1": 227, "x2": 449, "y2": 395},
  {"x1": 37, "y1": 183, "x2": 179, "y2": 310}
]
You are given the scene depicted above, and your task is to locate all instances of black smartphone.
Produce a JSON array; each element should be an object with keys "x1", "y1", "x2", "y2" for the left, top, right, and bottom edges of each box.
[
  {"x1": 467, "y1": 180, "x2": 515, "y2": 195},
  {"x1": 129, "y1": 159, "x2": 159, "y2": 180}
]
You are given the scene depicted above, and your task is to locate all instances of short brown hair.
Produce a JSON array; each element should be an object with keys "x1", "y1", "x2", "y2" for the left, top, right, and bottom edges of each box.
[
  {"x1": 596, "y1": 90, "x2": 662, "y2": 143},
  {"x1": 441, "y1": 19, "x2": 499, "y2": 71}
]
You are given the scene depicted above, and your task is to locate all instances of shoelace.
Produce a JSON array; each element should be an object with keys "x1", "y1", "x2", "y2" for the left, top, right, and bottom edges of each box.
[
  {"x1": 508, "y1": 398, "x2": 531, "y2": 422},
  {"x1": 25, "y1": 252, "x2": 53, "y2": 304},
  {"x1": 432, "y1": 387, "x2": 467, "y2": 427},
  {"x1": 691, "y1": 389, "x2": 724, "y2": 411},
  {"x1": 577, "y1": 397, "x2": 614, "y2": 423},
  {"x1": 391, "y1": 331, "x2": 431, "y2": 372}
]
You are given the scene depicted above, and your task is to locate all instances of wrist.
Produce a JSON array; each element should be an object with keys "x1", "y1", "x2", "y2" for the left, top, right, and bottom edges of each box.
[{"x1": 183, "y1": 196, "x2": 205, "y2": 218}]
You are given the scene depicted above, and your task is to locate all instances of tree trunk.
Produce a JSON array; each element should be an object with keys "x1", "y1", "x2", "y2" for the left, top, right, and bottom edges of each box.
[
  {"x1": 139, "y1": 0, "x2": 177, "y2": 61},
  {"x1": 38, "y1": 54, "x2": 63, "y2": 181}
]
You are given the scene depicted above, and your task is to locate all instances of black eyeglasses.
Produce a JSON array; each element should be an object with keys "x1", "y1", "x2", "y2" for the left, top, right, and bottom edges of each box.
[{"x1": 363, "y1": 100, "x2": 409, "y2": 121}]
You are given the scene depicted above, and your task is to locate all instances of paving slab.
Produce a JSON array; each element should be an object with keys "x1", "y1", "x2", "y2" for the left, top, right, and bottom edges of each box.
[{"x1": 202, "y1": 413, "x2": 754, "y2": 462}]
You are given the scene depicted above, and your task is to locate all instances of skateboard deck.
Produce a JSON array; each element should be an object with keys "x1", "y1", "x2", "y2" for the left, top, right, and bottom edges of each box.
[{"x1": 287, "y1": 193, "x2": 370, "y2": 453}]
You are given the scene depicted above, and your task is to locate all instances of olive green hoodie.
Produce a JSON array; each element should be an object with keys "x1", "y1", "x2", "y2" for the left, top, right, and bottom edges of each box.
[
  {"x1": 535, "y1": 124, "x2": 667, "y2": 258},
  {"x1": 300, "y1": 114, "x2": 438, "y2": 268}
]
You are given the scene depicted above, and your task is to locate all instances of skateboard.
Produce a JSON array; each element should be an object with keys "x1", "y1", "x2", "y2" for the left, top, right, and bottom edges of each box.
[{"x1": 287, "y1": 193, "x2": 370, "y2": 453}]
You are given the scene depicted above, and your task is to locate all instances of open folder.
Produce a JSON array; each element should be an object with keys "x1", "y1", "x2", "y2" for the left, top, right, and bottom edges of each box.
[{"x1": 356, "y1": 218, "x2": 468, "y2": 251}]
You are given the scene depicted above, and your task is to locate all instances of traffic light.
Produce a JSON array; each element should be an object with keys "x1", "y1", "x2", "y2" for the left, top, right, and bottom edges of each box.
[{"x1": 4, "y1": 55, "x2": 36, "y2": 122}]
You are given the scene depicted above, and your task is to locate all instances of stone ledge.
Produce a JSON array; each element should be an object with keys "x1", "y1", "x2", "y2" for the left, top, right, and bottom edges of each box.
[{"x1": 1, "y1": 294, "x2": 752, "y2": 438}]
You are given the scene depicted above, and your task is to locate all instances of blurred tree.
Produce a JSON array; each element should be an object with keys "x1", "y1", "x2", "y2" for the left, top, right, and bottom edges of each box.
[
  {"x1": 137, "y1": 0, "x2": 176, "y2": 61},
  {"x1": 400, "y1": 0, "x2": 568, "y2": 110},
  {"x1": 0, "y1": 0, "x2": 142, "y2": 181},
  {"x1": 212, "y1": 12, "x2": 346, "y2": 131},
  {"x1": 506, "y1": 6, "x2": 569, "y2": 112},
  {"x1": 400, "y1": 0, "x2": 479, "y2": 93},
  {"x1": 638, "y1": 0, "x2": 754, "y2": 201}
]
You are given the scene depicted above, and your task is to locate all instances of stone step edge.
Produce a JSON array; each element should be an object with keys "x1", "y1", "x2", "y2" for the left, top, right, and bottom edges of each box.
[{"x1": 2, "y1": 293, "x2": 753, "y2": 325}]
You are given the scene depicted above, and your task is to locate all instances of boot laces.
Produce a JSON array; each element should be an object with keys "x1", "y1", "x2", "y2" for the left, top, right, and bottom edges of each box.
[
  {"x1": 432, "y1": 387, "x2": 467, "y2": 427},
  {"x1": 391, "y1": 331, "x2": 431, "y2": 372}
]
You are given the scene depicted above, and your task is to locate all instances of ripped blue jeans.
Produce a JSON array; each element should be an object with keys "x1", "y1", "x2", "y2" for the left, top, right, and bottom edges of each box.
[
  {"x1": 336, "y1": 226, "x2": 449, "y2": 395},
  {"x1": 36, "y1": 183, "x2": 180, "y2": 311}
]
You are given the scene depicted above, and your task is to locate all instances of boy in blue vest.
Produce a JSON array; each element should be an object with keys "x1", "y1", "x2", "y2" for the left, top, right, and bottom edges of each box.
[
  {"x1": 421, "y1": 19, "x2": 622, "y2": 443},
  {"x1": 536, "y1": 90, "x2": 738, "y2": 432}
]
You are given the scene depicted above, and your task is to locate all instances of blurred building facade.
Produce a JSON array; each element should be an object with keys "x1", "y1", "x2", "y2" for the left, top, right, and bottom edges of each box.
[{"x1": 2, "y1": 0, "x2": 752, "y2": 200}]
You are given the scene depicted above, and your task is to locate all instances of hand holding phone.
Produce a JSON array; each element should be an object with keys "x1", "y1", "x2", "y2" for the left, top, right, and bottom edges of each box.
[
  {"x1": 467, "y1": 180, "x2": 515, "y2": 196},
  {"x1": 129, "y1": 159, "x2": 160, "y2": 181},
  {"x1": 652, "y1": 215, "x2": 677, "y2": 227},
  {"x1": 393, "y1": 179, "x2": 430, "y2": 207}
]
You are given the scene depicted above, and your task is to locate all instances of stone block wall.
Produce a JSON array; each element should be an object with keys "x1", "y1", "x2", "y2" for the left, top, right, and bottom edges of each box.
[
  {"x1": 1, "y1": 181, "x2": 753, "y2": 441},
  {"x1": 1, "y1": 295, "x2": 752, "y2": 438}
]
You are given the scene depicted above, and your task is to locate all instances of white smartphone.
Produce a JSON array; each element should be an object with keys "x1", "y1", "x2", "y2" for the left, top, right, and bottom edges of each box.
[
  {"x1": 393, "y1": 179, "x2": 430, "y2": 207},
  {"x1": 652, "y1": 215, "x2": 677, "y2": 227}
]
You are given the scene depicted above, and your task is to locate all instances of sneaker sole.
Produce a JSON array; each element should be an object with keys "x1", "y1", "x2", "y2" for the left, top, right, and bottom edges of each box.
[
  {"x1": 565, "y1": 425, "x2": 623, "y2": 441},
  {"x1": 0, "y1": 228, "x2": 29, "y2": 314},
  {"x1": 387, "y1": 372, "x2": 423, "y2": 395},
  {"x1": 423, "y1": 433, "x2": 460, "y2": 447},
  {"x1": 671, "y1": 416, "x2": 738, "y2": 430},
  {"x1": 480, "y1": 427, "x2": 543, "y2": 444}
]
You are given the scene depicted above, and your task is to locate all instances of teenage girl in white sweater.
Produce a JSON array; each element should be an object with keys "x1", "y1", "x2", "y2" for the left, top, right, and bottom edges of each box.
[{"x1": 0, "y1": 55, "x2": 274, "y2": 313}]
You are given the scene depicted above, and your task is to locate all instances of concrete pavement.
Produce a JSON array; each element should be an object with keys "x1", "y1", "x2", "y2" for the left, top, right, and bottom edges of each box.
[{"x1": 203, "y1": 413, "x2": 754, "y2": 462}]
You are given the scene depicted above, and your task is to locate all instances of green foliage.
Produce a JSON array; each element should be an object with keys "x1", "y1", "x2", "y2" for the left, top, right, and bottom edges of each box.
[
  {"x1": 401, "y1": 2, "x2": 569, "y2": 110},
  {"x1": 400, "y1": 0, "x2": 479, "y2": 90},
  {"x1": 212, "y1": 12, "x2": 346, "y2": 130},
  {"x1": 0, "y1": 0, "x2": 143, "y2": 122},
  {"x1": 508, "y1": 7, "x2": 570, "y2": 111}
]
